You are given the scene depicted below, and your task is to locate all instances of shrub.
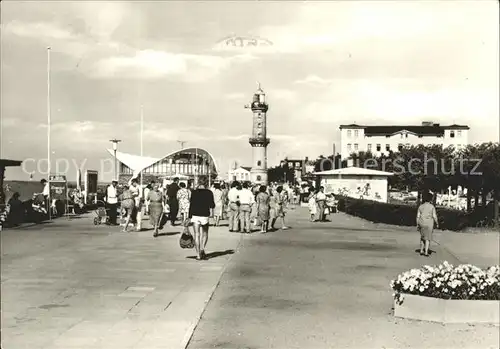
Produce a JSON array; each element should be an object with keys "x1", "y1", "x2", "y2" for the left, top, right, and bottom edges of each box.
[
  {"x1": 391, "y1": 262, "x2": 500, "y2": 303},
  {"x1": 336, "y1": 196, "x2": 470, "y2": 231}
]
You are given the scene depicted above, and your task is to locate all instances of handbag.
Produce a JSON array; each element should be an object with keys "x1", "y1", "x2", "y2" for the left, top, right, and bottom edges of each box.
[{"x1": 179, "y1": 227, "x2": 194, "y2": 249}]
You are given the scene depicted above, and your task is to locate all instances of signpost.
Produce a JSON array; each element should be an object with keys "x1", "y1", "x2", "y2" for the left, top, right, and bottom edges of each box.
[{"x1": 84, "y1": 170, "x2": 98, "y2": 205}]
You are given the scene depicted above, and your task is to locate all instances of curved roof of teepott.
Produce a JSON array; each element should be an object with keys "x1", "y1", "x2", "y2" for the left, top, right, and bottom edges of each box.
[{"x1": 106, "y1": 147, "x2": 219, "y2": 174}]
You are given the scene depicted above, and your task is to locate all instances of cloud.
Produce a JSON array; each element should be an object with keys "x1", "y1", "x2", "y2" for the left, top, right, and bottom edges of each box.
[
  {"x1": 293, "y1": 79, "x2": 499, "y2": 129},
  {"x1": 71, "y1": 2, "x2": 131, "y2": 40},
  {"x1": 3, "y1": 20, "x2": 77, "y2": 40},
  {"x1": 36, "y1": 121, "x2": 111, "y2": 134},
  {"x1": 258, "y1": 1, "x2": 496, "y2": 55},
  {"x1": 1, "y1": 117, "x2": 21, "y2": 127},
  {"x1": 294, "y1": 75, "x2": 333, "y2": 86},
  {"x1": 90, "y1": 50, "x2": 257, "y2": 80}
]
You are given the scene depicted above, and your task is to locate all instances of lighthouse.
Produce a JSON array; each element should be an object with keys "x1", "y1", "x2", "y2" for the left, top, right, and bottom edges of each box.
[{"x1": 245, "y1": 83, "x2": 270, "y2": 184}]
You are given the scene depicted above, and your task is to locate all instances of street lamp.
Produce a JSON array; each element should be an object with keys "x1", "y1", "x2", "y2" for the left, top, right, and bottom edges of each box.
[{"x1": 110, "y1": 139, "x2": 121, "y2": 181}]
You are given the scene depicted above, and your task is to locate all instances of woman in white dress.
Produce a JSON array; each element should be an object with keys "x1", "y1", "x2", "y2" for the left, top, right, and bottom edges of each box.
[
  {"x1": 308, "y1": 190, "x2": 317, "y2": 222},
  {"x1": 211, "y1": 183, "x2": 223, "y2": 226}
]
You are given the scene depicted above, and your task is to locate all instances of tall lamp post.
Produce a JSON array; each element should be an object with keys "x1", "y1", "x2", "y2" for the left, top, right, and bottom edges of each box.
[
  {"x1": 110, "y1": 139, "x2": 121, "y2": 181},
  {"x1": 47, "y1": 46, "x2": 52, "y2": 220}
]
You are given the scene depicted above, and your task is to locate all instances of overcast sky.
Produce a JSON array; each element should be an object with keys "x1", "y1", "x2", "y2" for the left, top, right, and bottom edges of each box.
[{"x1": 1, "y1": 1, "x2": 498, "y2": 181}]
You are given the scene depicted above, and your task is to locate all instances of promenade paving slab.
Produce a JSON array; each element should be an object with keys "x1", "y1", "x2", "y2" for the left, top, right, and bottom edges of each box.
[
  {"x1": 188, "y1": 208, "x2": 499, "y2": 349},
  {"x1": 1, "y1": 214, "x2": 242, "y2": 349}
]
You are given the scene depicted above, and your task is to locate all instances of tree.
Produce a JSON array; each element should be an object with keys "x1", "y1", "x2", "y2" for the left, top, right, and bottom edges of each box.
[
  {"x1": 472, "y1": 142, "x2": 500, "y2": 225},
  {"x1": 268, "y1": 164, "x2": 295, "y2": 184}
]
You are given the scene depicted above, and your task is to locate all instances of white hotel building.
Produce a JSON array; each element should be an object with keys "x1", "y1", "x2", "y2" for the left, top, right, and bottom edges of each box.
[{"x1": 339, "y1": 122, "x2": 469, "y2": 159}]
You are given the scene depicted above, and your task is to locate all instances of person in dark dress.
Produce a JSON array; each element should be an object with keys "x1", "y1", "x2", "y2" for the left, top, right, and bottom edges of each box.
[
  {"x1": 167, "y1": 177, "x2": 180, "y2": 226},
  {"x1": 7, "y1": 192, "x2": 25, "y2": 226}
]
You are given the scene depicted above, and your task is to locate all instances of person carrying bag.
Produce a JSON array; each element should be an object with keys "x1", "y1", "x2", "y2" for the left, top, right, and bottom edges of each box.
[{"x1": 179, "y1": 217, "x2": 194, "y2": 249}]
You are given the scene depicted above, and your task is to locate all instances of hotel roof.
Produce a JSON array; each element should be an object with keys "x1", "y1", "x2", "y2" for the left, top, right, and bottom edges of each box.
[
  {"x1": 314, "y1": 167, "x2": 394, "y2": 176},
  {"x1": 339, "y1": 124, "x2": 469, "y2": 136},
  {"x1": 107, "y1": 147, "x2": 219, "y2": 174}
]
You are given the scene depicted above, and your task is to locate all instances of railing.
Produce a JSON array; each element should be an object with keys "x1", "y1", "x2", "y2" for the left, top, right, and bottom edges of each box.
[
  {"x1": 250, "y1": 103, "x2": 268, "y2": 112},
  {"x1": 249, "y1": 137, "x2": 270, "y2": 145}
]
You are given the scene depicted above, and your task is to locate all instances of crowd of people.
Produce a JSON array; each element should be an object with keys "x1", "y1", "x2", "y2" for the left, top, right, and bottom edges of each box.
[
  {"x1": 103, "y1": 177, "x2": 301, "y2": 260},
  {"x1": 0, "y1": 179, "x2": 87, "y2": 228},
  {"x1": 2, "y1": 175, "x2": 441, "y2": 261},
  {"x1": 104, "y1": 177, "x2": 299, "y2": 234},
  {"x1": 307, "y1": 186, "x2": 338, "y2": 222}
]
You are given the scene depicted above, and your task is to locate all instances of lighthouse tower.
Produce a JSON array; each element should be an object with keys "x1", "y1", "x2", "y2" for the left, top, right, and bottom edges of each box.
[{"x1": 246, "y1": 83, "x2": 270, "y2": 184}]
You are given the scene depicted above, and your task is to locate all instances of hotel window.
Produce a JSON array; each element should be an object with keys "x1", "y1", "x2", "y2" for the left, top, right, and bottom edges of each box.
[
  {"x1": 367, "y1": 144, "x2": 372, "y2": 151},
  {"x1": 347, "y1": 143, "x2": 352, "y2": 151},
  {"x1": 354, "y1": 130, "x2": 359, "y2": 137},
  {"x1": 347, "y1": 130, "x2": 352, "y2": 137},
  {"x1": 450, "y1": 130, "x2": 455, "y2": 138},
  {"x1": 398, "y1": 143, "x2": 403, "y2": 151},
  {"x1": 354, "y1": 143, "x2": 358, "y2": 150},
  {"x1": 376, "y1": 144, "x2": 381, "y2": 151},
  {"x1": 457, "y1": 130, "x2": 462, "y2": 137},
  {"x1": 386, "y1": 144, "x2": 390, "y2": 151}
]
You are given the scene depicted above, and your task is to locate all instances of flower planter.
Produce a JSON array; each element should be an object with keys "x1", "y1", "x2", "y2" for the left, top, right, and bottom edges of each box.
[{"x1": 394, "y1": 293, "x2": 500, "y2": 323}]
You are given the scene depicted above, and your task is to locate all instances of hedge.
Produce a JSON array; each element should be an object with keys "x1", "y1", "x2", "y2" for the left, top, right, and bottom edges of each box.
[{"x1": 336, "y1": 196, "x2": 471, "y2": 231}]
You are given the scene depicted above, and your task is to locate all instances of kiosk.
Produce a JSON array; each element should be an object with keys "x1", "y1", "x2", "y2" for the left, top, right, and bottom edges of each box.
[
  {"x1": 49, "y1": 174, "x2": 68, "y2": 215},
  {"x1": 84, "y1": 170, "x2": 98, "y2": 205}
]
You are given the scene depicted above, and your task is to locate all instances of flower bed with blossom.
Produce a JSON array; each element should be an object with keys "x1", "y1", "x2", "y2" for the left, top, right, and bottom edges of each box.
[{"x1": 390, "y1": 262, "x2": 500, "y2": 323}]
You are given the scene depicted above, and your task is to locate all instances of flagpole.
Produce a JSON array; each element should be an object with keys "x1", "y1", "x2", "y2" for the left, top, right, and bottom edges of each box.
[
  {"x1": 140, "y1": 104, "x2": 144, "y2": 194},
  {"x1": 47, "y1": 46, "x2": 52, "y2": 220}
]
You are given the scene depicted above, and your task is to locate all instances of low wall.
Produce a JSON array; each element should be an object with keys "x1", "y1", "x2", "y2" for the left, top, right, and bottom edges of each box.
[{"x1": 394, "y1": 293, "x2": 500, "y2": 324}]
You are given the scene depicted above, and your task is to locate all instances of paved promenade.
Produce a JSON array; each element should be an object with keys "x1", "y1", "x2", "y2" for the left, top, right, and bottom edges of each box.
[
  {"x1": 2, "y1": 207, "x2": 499, "y2": 348},
  {"x1": 188, "y1": 208, "x2": 499, "y2": 349},
  {"x1": 1, "y1": 215, "x2": 242, "y2": 349}
]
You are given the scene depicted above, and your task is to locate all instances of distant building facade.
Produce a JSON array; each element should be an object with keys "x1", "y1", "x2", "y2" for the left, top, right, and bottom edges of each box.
[
  {"x1": 339, "y1": 122, "x2": 469, "y2": 159},
  {"x1": 227, "y1": 166, "x2": 252, "y2": 182},
  {"x1": 279, "y1": 158, "x2": 314, "y2": 181}
]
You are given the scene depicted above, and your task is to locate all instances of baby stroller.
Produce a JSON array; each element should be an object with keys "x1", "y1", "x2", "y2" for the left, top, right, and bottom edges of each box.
[{"x1": 93, "y1": 200, "x2": 110, "y2": 225}]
